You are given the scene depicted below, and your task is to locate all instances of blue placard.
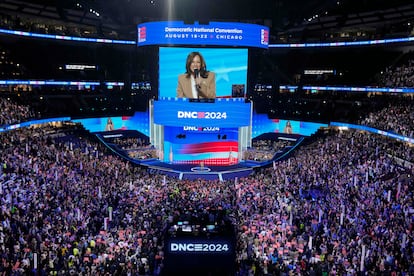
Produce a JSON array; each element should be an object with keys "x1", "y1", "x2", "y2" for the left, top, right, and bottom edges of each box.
[
  {"x1": 137, "y1": 21, "x2": 269, "y2": 48},
  {"x1": 153, "y1": 98, "x2": 251, "y2": 128}
]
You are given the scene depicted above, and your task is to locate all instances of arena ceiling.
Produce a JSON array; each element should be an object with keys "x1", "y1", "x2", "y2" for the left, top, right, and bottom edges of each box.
[{"x1": 2, "y1": 0, "x2": 414, "y2": 40}]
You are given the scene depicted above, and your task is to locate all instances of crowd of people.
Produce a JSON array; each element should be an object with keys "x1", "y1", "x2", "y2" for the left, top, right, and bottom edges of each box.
[
  {"x1": 0, "y1": 97, "x2": 413, "y2": 275},
  {"x1": 108, "y1": 137, "x2": 150, "y2": 151},
  {"x1": 376, "y1": 57, "x2": 414, "y2": 88},
  {"x1": 359, "y1": 99, "x2": 414, "y2": 139},
  {"x1": 244, "y1": 140, "x2": 294, "y2": 162},
  {"x1": 0, "y1": 98, "x2": 36, "y2": 127},
  {"x1": 0, "y1": 12, "x2": 121, "y2": 40},
  {"x1": 1, "y1": 125, "x2": 167, "y2": 275},
  {"x1": 235, "y1": 129, "x2": 413, "y2": 275},
  {"x1": 103, "y1": 135, "x2": 157, "y2": 161}
]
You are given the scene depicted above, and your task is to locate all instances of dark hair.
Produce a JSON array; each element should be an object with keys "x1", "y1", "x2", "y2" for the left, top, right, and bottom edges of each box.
[{"x1": 185, "y1": 51, "x2": 209, "y2": 78}]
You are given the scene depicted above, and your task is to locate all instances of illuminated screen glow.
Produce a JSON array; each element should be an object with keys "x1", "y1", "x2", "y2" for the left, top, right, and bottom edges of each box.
[
  {"x1": 252, "y1": 113, "x2": 328, "y2": 137},
  {"x1": 164, "y1": 237, "x2": 236, "y2": 274},
  {"x1": 137, "y1": 21, "x2": 269, "y2": 48},
  {"x1": 153, "y1": 98, "x2": 251, "y2": 166},
  {"x1": 71, "y1": 112, "x2": 149, "y2": 135},
  {"x1": 153, "y1": 98, "x2": 251, "y2": 128},
  {"x1": 158, "y1": 47, "x2": 248, "y2": 98},
  {"x1": 163, "y1": 127, "x2": 239, "y2": 165}
]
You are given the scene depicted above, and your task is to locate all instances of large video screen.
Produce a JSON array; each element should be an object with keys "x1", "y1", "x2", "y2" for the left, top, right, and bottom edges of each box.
[
  {"x1": 164, "y1": 236, "x2": 236, "y2": 274},
  {"x1": 153, "y1": 98, "x2": 251, "y2": 128},
  {"x1": 71, "y1": 112, "x2": 149, "y2": 135},
  {"x1": 252, "y1": 113, "x2": 328, "y2": 137},
  {"x1": 159, "y1": 47, "x2": 248, "y2": 98},
  {"x1": 152, "y1": 98, "x2": 251, "y2": 166},
  {"x1": 163, "y1": 126, "x2": 239, "y2": 166}
]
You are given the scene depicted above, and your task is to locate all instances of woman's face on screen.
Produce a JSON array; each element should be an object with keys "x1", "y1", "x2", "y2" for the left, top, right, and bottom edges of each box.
[{"x1": 190, "y1": 55, "x2": 202, "y2": 72}]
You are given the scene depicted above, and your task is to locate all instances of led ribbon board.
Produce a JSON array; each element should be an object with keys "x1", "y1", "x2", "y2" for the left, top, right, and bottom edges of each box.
[{"x1": 137, "y1": 21, "x2": 269, "y2": 48}]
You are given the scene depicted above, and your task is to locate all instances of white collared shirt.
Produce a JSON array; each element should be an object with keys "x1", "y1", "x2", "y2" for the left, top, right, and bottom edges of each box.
[{"x1": 190, "y1": 75, "x2": 198, "y2": 99}]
